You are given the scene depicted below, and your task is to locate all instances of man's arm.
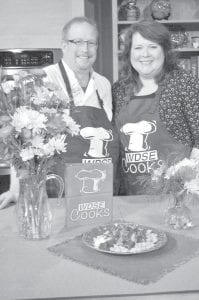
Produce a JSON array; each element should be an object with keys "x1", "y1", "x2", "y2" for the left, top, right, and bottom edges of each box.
[{"x1": 0, "y1": 165, "x2": 19, "y2": 209}]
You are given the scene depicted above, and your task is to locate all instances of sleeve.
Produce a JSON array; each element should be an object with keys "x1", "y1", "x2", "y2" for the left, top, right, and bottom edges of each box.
[
  {"x1": 112, "y1": 81, "x2": 125, "y2": 122},
  {"x1": 181, "y1": 74, "x2": 199, "y2": 148}
]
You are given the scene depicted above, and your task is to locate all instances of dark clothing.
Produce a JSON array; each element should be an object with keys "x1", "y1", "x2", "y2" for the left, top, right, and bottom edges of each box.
[
  {"x1": 112, "y1": 69, "x2": 199, "y2": 149},
  {"x1": 112, "y1": 69, "x2": 199, "y2": 195},
  {"x1": 115, "y1": 91, "x2": 191, "y2": 195},
  {"x1": 47, "y1": 61, "x2": 119, "y2": 197}
]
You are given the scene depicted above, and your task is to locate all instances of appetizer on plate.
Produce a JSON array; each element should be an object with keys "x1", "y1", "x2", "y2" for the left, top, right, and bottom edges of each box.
[{"x1": 83, "y1": 222, "x2": 167, "y2": 254}]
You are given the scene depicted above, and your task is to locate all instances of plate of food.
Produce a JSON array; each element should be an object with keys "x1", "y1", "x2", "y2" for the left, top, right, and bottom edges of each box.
[{"x1": 82, "y1": 222, "x2": 167, "y2": 255}]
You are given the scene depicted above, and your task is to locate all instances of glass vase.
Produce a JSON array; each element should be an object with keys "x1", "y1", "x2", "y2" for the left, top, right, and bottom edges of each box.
[
  {"x1": 165, "y1": 191, "x2": 193, "y2": 230},
  {"x1": 16, "y1": 171, "x2": 64, "y2": 240}
]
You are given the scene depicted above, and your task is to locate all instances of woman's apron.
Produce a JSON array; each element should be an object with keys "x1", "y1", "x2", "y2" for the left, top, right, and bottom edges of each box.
[
  {"x1": 115, "y1": 91, "x2": 191, "y2": 195},
  {"x1": 47, "y1": 61, "x2": 119, "y2": 196}
]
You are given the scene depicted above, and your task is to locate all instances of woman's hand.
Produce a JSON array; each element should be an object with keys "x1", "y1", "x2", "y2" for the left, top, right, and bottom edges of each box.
[{"x1": 0, "y1": 190, "x2": 17, "y2": 209}]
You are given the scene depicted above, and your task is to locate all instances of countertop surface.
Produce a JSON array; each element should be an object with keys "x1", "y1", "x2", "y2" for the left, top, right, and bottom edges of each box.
[{"x1": 1, "y1": 195, "x2": 199, "y2": 300}]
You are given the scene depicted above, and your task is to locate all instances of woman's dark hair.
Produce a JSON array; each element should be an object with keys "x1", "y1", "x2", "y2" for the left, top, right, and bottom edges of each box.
[{"x1": 120, "y1": 20, "x2": 178, "y2": 94}]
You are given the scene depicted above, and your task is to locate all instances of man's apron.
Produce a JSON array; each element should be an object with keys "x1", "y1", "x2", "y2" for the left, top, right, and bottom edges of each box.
[
  {"x1": 47, "y1": 61, "x2": 119, "y2": 196},
  {"x1": 115, "y1": 91, "x2": 191, "y2": 195}
]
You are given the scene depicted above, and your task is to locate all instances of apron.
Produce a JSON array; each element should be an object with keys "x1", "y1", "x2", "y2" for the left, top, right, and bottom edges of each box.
[
  {"x1": 47, "y1": 61, "x2": 119, "y2": 196},
  {"x1": 115, "y1": 90, "x2": 191, "y2": 195}
]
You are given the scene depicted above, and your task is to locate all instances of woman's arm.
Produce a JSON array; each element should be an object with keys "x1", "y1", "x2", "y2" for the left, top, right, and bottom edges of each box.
[
  {"x1": 0, "y1": 165, "x2": 19, "y2": 209},
  {"x1": 181, "y1": 74, "x2": 199, "y2": 151},
  {"x1": 112, "y1": 81, "x2": 127, "y2": 122}
]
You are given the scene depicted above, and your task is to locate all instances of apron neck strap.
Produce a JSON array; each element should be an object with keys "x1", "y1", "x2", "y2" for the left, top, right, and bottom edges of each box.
[
  {"x1": 58, "y1": 60, "x2": 104, "y2": 109},
  {"x1": 96, "y1": 89, "x2": 104, "y2": 109},
  {"x1": 58, "y1": 60, "x2": 75, "y2": 108}
]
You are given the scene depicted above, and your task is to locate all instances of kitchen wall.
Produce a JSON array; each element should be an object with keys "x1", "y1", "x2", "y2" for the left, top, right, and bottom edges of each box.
[{"x1": 0, "y1": 0, "x2": 84, "y2": 48}]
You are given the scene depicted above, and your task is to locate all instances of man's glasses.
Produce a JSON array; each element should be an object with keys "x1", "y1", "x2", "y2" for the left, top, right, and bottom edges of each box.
[{"x1": 67, "y1": 39, "x2": 98, "y2": 48}]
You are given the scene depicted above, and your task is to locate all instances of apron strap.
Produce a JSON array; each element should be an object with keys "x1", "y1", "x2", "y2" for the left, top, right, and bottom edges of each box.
[
  {"x1": 58, "y1": 60, "x2": 75, "y2": 108},
  {"x1": 96, "y1": 89, "x2": 104, "y2": 109},
  {"x1": 58, "y1": 60, "x2": 104, "y2": 110}
]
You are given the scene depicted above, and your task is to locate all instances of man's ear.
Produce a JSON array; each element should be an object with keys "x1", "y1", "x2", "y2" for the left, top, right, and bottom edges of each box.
[{"x1": 61, "y1": 40, "x2": 67, "y2": 50}]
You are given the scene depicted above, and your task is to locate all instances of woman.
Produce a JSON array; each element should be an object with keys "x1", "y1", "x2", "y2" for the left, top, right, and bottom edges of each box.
[{"x1": 112, "y1": 20, "x2": 199, "y2": 195}]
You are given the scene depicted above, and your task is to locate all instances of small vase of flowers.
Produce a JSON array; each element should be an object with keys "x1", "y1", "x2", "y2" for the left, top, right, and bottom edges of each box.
[{"x1": 150, "y1": 157, "x2": 199, "y2": 229}]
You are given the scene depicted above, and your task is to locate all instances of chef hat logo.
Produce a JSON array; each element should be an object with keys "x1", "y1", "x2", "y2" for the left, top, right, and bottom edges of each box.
[
  {"x1": 80, "y1": 127, "x2": 113, "y2": 158},
  {"x1": 75, "y1": 169, "x2": 106, "y2": 193},
  {"x1": 121, "y1": 120, "x2": 156, "y2": 152}
]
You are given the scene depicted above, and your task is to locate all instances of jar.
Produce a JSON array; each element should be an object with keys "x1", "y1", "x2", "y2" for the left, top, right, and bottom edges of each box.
[{"x1": 126, "y1": 0, "x2": 140, "y2": 21}]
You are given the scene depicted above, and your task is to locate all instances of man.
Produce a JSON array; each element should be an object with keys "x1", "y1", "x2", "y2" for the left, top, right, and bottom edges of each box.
[
  {"x1": 0, "y1": 17, "x2": 119, "y2": 208},
  {"x1": 44, "y1": 16, "x2": 112, "y2": 121}
]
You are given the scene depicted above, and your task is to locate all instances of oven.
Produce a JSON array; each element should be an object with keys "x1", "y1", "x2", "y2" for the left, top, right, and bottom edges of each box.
[
  {"x1": 0, "y1": 48, "x2": 62, "y2": 76},
  {"x1": 0, "y1": 48, "x2": 62, "y2": 194}
]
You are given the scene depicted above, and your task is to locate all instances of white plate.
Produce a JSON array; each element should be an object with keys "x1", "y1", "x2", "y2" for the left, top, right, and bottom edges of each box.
[{"x1": 82, "y1": 222, "x2": 167, "y2": 255}]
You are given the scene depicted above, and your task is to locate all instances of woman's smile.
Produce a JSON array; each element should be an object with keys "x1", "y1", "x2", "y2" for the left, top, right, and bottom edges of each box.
[
  {"x1": 139, "y1": 60, "x2": 153, "y2": 64},
  {"x1": 130, "y1": 32, "x2": 165, "y2": 78}
]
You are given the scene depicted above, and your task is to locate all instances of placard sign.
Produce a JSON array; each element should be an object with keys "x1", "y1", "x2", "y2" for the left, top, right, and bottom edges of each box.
[{"x1": 64, "y1": 163, "x2": 113, "y2": 228}]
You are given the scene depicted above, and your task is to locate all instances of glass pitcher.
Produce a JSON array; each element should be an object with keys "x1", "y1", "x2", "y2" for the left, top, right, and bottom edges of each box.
[{"x1": 16, "y1": 171, "x2": 64, "y2": 240}]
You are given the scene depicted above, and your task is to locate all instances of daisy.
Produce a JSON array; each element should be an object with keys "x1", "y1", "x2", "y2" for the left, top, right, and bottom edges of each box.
[
  {"x1": 1, "y1": 80, "x2": 16, "y2": 94},
  {"x1": 184, "y1": 178, "x2": 199, "y2": 195},
  {"x1": 11, "y1": 106, "x2": 47, "y2": 134},
  {"x1": 62, "y1": 113, "x2": 80, "y2": 136},
  {"x1": 20, "y1": 147, "x2": 35, "y2": 161},
  {"x1": 47, "y1": 134, "x2": 67, "y2": 154}
]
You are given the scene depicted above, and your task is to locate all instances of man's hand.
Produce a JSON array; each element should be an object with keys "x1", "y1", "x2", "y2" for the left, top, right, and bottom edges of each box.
[
  {"x1": 0, "y1": 165, "x2": 19, "y2": 209},
  {"x1": 0, "y1": 191, "x2": 17, "y2": 209}
]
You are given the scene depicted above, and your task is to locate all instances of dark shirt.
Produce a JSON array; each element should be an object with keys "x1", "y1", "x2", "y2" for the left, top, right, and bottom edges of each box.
[{"x1": 112, "y1": 69, "x2": 199, "y2": 149}]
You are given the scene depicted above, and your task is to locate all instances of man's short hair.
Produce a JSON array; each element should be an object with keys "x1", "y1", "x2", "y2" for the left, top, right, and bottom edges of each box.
[{"x1": 62, "y1": 16, "x2": 98, "y2": 42}]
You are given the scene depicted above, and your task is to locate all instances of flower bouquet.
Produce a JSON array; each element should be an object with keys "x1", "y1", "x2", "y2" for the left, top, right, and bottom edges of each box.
[
  {"x1": 149, "y1": 157, "x2": 199, "y2": 229},
  {"x1": 0, "y1": 69, "x2": 80, "y2": 239}
]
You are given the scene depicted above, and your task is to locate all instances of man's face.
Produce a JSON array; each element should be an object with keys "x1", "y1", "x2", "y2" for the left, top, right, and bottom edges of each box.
[{"x1": 62, "y1": 22, "x2": 98, "y2": 73}]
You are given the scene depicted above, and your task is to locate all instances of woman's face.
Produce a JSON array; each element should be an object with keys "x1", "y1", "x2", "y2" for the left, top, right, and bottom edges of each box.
[{"x1": 130, "y1": 32, "x2": 165, "y2": 79}]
